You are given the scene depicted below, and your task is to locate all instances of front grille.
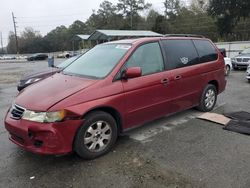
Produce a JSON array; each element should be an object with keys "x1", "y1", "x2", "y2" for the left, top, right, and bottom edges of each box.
[
  {"x1": 10, "y1": 104, "x2": 25, "y2": 120},
  {"x1": 236, "y1": 58, "x2": 242, "y2": 62},
  {"x1": 243, "y1": 58, "x2": 250, "y2": 62}
]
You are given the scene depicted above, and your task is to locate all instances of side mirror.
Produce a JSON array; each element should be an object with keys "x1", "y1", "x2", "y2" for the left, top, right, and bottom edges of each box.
[
  {"x1": 219, "y1": 48, "x2": 226, "y2": 57},
  {"x1": 239, "y1": 51, "x2": 242, "y2": 54},
  {"x1": 122, "y1": 67, "x2": 142, "y2": 79}
]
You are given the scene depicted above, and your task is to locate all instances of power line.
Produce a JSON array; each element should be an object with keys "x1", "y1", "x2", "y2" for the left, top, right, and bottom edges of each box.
[
  {"x1": 18, "y1": 18, "x2": 85, "y2": 24},
  {"x1": 18, "y1": 12, "x2": 90, "y2": 19}
]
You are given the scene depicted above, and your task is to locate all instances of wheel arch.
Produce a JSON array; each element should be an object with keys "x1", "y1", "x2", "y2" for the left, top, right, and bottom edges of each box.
[
  {"x1": 208, "y1": 80, "x2": 219, "y2": 92},
  {"x1": 81, "y1": 106, "x2": 123, "y2": 134}
]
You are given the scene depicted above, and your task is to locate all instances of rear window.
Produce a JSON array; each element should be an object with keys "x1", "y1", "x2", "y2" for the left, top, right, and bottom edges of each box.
[
  {"x1": 193, "y1": 40, "x2": 218, "y2": 63},
  {"x1": 161, "y1": 39, "x2": 199, "y2": 70}
]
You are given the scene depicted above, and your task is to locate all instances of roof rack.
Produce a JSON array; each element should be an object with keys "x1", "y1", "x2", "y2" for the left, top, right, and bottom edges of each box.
[{"x1": 164, "y1": 34, "x2": 205, "y2": 38}]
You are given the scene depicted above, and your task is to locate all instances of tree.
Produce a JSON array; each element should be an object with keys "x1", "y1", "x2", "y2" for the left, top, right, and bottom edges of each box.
[
  {"x1": 167, "y1": 7, "x2": 218, "y2": 41},
  {"x1": 68, "y1": 20, "x2": 89, "y2": 35},
  {"x1": 208, "y1": 0, "x2": 250, "y2": 36},
  {"x1": 117, "y1": 0, "x2": 151, "y2": 28},
  {"x1": 7, "y1": 32, "x2": 17, "y2": 54},
  {"x1": 164, "y1": 0, "x2": 180, "y2": 19},
  {"x1": 86, "y1": 1, "x2": 125, "y2": 31},
  {"x1": 19, "y1": 27, "x2": 44, "y2": 53},
  {"x1": 146, "y1": 9, "x2": 161, "y2": 30},
  {"x1": 152, "y1": 15, "x2": 169, "y2": 34},
  {"x1": 98, "y1": 1, "x2": 117, "y2": 17},
  {"x1": 190, "y1": 0, "x2": 209, "y2": 13},
  {"x1": 44, "y1": 25, "x2": 69, "y2": 52}
]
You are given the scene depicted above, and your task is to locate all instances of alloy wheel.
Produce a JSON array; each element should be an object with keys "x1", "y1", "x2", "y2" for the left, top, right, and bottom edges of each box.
[
  {"x1": 205, "y1": 89, "x2": 216, "y2": 109},
  {"x1": 84, "y1": 121, "x2": 112, "y2": 152}
]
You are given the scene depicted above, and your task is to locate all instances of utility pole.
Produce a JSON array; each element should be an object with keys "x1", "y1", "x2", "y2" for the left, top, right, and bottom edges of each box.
[
  {"x1": 12, "y1": 12, "x2": 19, "y2": 54},
  {"x1": 0, "y1": 32, "x2": 3, "y2": 54},
  {"x1": 130, "y1": 6, "x2": 133, "y2": 29}
]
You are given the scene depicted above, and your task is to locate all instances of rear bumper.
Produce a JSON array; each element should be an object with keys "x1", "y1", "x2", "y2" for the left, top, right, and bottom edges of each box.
[{"x1": 4, "y1": 112, "x2": 83, "y2": 155}]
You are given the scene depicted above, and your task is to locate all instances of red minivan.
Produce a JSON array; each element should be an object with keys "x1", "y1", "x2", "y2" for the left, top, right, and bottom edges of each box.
[{"x1": 4, "y1": 36, "x2": 226, "y2": 159}]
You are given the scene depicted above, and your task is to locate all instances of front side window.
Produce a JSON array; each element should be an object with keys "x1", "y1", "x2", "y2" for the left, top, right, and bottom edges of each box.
[
  {"x1": 161, "y1": 39, "x2": 199, "y2": 70},
  {"x1": 125, "y1": 42, "x2": 164, "y2": 75},
  {"x1": 193, "y1": 40, "x2": 218, "y2": 63},
  {"x1": 63, "y1": 44, "x2": 131, "y2": 79}
]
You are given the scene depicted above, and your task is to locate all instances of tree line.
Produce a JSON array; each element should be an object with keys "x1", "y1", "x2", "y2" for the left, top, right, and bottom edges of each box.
[{"x1": 6, "y1": 0, "x2": 250, "y2": 54}]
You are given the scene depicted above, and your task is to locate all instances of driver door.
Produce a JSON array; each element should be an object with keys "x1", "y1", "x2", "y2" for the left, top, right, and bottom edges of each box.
[{"x1": 121, "y1": 42, "x2": 174, "y2": 129}]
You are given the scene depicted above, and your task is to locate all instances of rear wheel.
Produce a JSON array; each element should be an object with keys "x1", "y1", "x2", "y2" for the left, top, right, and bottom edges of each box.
[
  {"x1": 74, "y1": 111, "x2": 118, "y2": 159},
  {"x1": 197, "y1": 84, "x2": 217, "y2": 112}
]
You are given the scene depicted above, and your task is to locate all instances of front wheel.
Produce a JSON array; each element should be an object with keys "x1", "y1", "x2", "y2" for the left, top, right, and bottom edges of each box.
[
  {"x1": 197, "y1": 84, "x2": 217, "y2": 112},
  {"x1": 74, "y1": 111, "x2": 118, "y2": 159}
]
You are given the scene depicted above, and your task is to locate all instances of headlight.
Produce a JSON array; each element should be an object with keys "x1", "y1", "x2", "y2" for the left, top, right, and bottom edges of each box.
[
  {"x1": 25, "y1": 78, "x2": 42, "y2": 84},
  {"x1": 231, "y1": 58, "x2": 236, "y2": 62},
  {"x1": 22, "y1": 110, "x2": 65, "y2": 123}
]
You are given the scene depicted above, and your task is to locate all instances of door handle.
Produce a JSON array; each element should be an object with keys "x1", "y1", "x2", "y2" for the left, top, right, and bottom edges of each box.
[
  {"x1": 174, "y1": 75, "x2": 182, "y2": 80},
  {"x1": 161, "y1": 78, "x2": 169, "y2": 85}
]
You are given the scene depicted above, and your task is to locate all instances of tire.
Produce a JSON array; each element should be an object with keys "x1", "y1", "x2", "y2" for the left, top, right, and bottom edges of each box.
[
  {"x1": 225, "y1": 65, "x2": 230, "y2": 76},
  {"x1": 233, "y1": 66, "x2": 238, "y2": 70},
  {"x1": 197, "y1": 84, "x2": 217, "y2": 112},
  {"x1": 74, "y1": 111, "x2": 118, "y2": 159}
]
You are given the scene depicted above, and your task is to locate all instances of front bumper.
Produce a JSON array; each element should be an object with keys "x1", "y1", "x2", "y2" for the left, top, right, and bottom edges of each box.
[
  {"x1": 232, "y1": 61, "x2": 250, "y2": 69},
  {"x1": 4, "y1": 111, "x2": 83, "y2": 155}
]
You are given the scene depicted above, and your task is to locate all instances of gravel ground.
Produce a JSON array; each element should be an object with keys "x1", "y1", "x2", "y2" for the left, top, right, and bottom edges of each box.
[{"x1": 0, "y1": 61, "x2": 250, "y2": 188}]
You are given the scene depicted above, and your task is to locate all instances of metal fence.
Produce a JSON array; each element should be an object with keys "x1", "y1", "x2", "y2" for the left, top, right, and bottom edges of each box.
[{"x1": 215, "y1": 41, "x2": 250, "y2": 58}]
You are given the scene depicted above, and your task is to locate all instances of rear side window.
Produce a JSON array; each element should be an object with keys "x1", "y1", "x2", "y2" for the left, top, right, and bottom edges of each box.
[
  {"x1": 161, "y1": 39, "x2": 199, "y2": 70},
  {"x1": 193, "y1": 40, "x2": 218, "y2": 63},
  {"x1": 125, "y1": 42, "x2": 164, "y2": 76}
]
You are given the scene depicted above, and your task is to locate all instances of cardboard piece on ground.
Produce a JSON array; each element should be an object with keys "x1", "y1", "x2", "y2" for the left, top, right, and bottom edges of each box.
[{"x1": 197, "y1": 112, "x2": 231, "y2": 125}]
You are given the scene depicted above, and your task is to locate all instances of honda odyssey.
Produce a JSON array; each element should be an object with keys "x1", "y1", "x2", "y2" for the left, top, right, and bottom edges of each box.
[{"x1": 5, "y1": 36, "x2": 226, "y2": 159}]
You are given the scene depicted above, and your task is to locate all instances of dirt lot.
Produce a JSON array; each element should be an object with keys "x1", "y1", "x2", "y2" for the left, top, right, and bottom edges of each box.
[{"x1": 0, "y1": 60, "x2": 250, "y2": 188}]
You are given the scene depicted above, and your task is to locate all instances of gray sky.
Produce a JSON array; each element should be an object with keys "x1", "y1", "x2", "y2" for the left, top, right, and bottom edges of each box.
[{"x1": 0, "y1": 0, "x2": 179, "y2": 46}]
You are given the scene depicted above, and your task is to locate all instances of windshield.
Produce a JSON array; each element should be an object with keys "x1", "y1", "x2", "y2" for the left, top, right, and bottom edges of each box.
[
  {"x1": 63, "y1": 44, "x2": 131, "y2": 79},
  {"x1": 241, "y1": 48, "x2": 250, "y2": 54},
  {"x1": 57, "y1": 55, "x2": 80, "y2": 68}
]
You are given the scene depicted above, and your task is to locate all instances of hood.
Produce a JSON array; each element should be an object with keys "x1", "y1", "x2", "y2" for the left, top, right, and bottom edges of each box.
[
  {"x1": 20, "y1": 68, "x2": 60, "y2": 81},
  {"x1": 16, "y1": 73, "x2": 98, "y2": 111}
]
